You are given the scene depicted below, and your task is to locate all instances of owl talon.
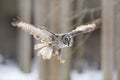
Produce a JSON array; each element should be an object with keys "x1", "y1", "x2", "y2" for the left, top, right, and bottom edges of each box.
[
  {"x1": 42, "y1": 55, "x2": 48, "y2": 60},
  {"x1": 52, "y1": 53, "x2": 57, "y2": 57},
  {"x1": 60, "y1": 59, "x2": 65, "y2": 63}
]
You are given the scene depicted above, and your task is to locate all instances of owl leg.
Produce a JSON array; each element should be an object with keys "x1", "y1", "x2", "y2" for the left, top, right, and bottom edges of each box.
[
  {"x1": 57, "y1": 50, "x2": 65, "y2": 63},
  {"x1": 52, "y1": 50, "x2": 57, "y2": 57}
]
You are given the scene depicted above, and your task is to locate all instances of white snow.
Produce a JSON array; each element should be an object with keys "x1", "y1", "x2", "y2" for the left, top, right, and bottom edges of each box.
[
  {"x1": 0, "y1": 60, "x2": 116, "y2": 80},
  {"x1": 71, "y1": 70, "x2": 102, "y2": 80},
  {"x1": 71, "y1": 69, "x2": 117, "y2": 80},
  {"x1": 0, "y1": 60, "x2": 39, "y2": 80}
]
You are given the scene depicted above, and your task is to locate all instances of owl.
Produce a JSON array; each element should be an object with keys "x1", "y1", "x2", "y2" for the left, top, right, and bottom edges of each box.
[{"x1": 11, "y1": 18, "x2": 101, "y2": 63}]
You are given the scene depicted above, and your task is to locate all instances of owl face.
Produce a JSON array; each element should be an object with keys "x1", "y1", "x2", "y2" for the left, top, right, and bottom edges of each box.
[{"x1": 62, "y1": 34, "x2": 73, "y2": 47}]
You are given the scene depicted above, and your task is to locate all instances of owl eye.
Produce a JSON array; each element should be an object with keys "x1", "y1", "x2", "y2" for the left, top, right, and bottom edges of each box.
[{"x1": 64, "y1": 37, "x2": 69, "y2": 41}]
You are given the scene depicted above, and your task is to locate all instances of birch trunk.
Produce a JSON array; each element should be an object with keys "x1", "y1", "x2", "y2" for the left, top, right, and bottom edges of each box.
[
  {"x1": 116, "y1": 1, "x2": 120, "y2": 80},
  {"x1": 33, "y1": 0, "x2": 49, "y2": 80},
  {"x1": 17, "y1": 0, "x2": 32, "y2": 73},
  {"x1": 49, "y1": 0, "x2": 73, "y2": 80},
  {"x1": 49, "y1": 0, "x2": 61, "y2": 80},
  {"x1": 59, "y1": 0, "x2": 73, "y2": 80},
  {"x1": 102, "y1": 0, "x2": 116, "y2": 79}
]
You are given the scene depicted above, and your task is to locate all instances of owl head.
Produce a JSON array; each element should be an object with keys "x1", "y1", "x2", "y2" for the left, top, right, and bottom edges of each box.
[{"x1": 62, "y1": 34, "x2": 73, "y2": 47}]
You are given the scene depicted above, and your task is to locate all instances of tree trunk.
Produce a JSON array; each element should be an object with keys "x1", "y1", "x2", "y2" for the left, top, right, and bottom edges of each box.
[
  {"x1": 48, "y1": 0, "x2": 74, "y2": 80},
  {"x1": 17, "y1": 0, "x2": 32, "y2": 73},
  {"x1": 49, "y1": 0, "x2": 61, "y2": 80},
  {"x1": 59, "y1": 0, "x2": 73, "y2": 80},
  {"x1": 33, "y1": 0, "x2": 49, "y2": 80},
  {"x1": 101, "y1": 0, "x2": 116, "y2": 80},
  {"x1": 49, "y1": 0, "x2": 60, "y2": 80},
  {"x1": 116, "y1": 1, "x2": 120, "y2": 80},
  {"x1": 72, "y1": 0, "x2": 86, "y2": 72}
]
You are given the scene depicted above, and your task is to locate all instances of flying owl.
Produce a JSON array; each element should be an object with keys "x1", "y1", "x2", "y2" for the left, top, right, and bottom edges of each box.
[{"x1": 11, "y1": 18, "x2": 101, "y2": 63}]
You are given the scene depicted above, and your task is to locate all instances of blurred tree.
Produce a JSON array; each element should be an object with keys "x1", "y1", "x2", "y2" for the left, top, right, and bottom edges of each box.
[
  {"x1": 33, "y1": 0, "x2": 49, "y2": 80},
  {"x1": 17, "y1": 0, "x2": 32, "y2": 73},
  {"x1": 102, "y1": 0, "x2": 116, "y2": 80},
  {"x1": 59, "y1": 0, "x2": 74, "y2": 80},
  {"x1": 72, "y1": 0, "x2": 101, "y2": 72},
  {"x1": 116, "y1": 0, "x2": 120, "y2": 80},
  {"x1": 49, "y1": 0, "x2": 61, "y2": 80}
]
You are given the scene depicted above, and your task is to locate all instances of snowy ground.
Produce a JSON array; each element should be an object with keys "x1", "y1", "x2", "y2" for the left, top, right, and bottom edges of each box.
[
  {"x1": 0, "y1": 59, "x2": 106, "y2": 80},
  {"x1": 0, "y1": 60, "x2": 39, "y2": 80},
  {"x1": 71, "y1": 70, "x2": 102, "y2": 80}
]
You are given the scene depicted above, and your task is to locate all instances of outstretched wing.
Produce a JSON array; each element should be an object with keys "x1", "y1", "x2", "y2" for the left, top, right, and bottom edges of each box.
[
  {"x1": 68, "y1": 18, "x2": 101, "y2": 37},
  {"x1": 11, "y1": 19, "x2": 56, "y2": 41}
]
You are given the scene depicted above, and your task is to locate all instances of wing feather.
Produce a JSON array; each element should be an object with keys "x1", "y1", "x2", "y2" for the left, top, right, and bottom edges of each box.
[
  {"x1": 68, "y1": 18, "x2": 101, "y2": 37},
  {"x1": 11, "y1": 19, "x2": 56, "y2": 41}
]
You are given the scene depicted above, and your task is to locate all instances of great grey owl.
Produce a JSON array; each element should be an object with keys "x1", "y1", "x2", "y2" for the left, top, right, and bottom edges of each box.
[{"x1": 11, "y1": 18, "x2": 101, "y2": 63}]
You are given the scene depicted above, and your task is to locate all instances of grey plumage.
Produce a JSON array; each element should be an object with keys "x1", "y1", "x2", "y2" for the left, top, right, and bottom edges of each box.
[{"x1": 11, "y1": 18, "x2": 101, "y2": 63}]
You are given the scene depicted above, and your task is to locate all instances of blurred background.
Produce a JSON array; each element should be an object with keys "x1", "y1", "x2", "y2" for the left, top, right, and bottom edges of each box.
[{"x1": 0, "y1": 0, "x2": 119, "y2": 80}]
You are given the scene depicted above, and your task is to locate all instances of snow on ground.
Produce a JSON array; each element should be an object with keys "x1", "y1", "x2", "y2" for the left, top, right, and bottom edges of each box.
[
  {"x1": 0, "y1": 60, "x2": 39, "y2": 80},
  {"x1": 71, "y1": 69, "x2": 117, "y2": 80},
  {"x1": 0, "y1": 59, "x2": 116, "y2": 80},
  {"x1": 71, "y1": 70, "x2": 102, "y2": 80}
]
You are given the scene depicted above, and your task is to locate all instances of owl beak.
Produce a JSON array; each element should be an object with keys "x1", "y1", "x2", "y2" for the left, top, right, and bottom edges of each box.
[
  {"x1": 67, "y1": 42, "x2": 70, "y2": 46},
  {"x1": 68, "y1": 39, "x2": 73, "y2": 46}
]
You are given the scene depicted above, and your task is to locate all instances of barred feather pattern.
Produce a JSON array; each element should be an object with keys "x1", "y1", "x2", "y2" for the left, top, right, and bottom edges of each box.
[
  {"x1": 12, "y1": 21, "x2": 57, "y2": 61},
  {"x1": 69, "y1": 18, "x2": 101, "y2": 37},
  {"x1": 15, "y1": 22, "x2": 43, "y2": 36}
]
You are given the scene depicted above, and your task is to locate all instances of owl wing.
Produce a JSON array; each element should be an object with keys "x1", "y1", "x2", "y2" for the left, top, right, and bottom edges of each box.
[
  {"x1": 68, "y1": 18, "x2": 101, "y2": 37},
  {"x1": 11, "y1": 19, "x2": 56, "y2": 41}
]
